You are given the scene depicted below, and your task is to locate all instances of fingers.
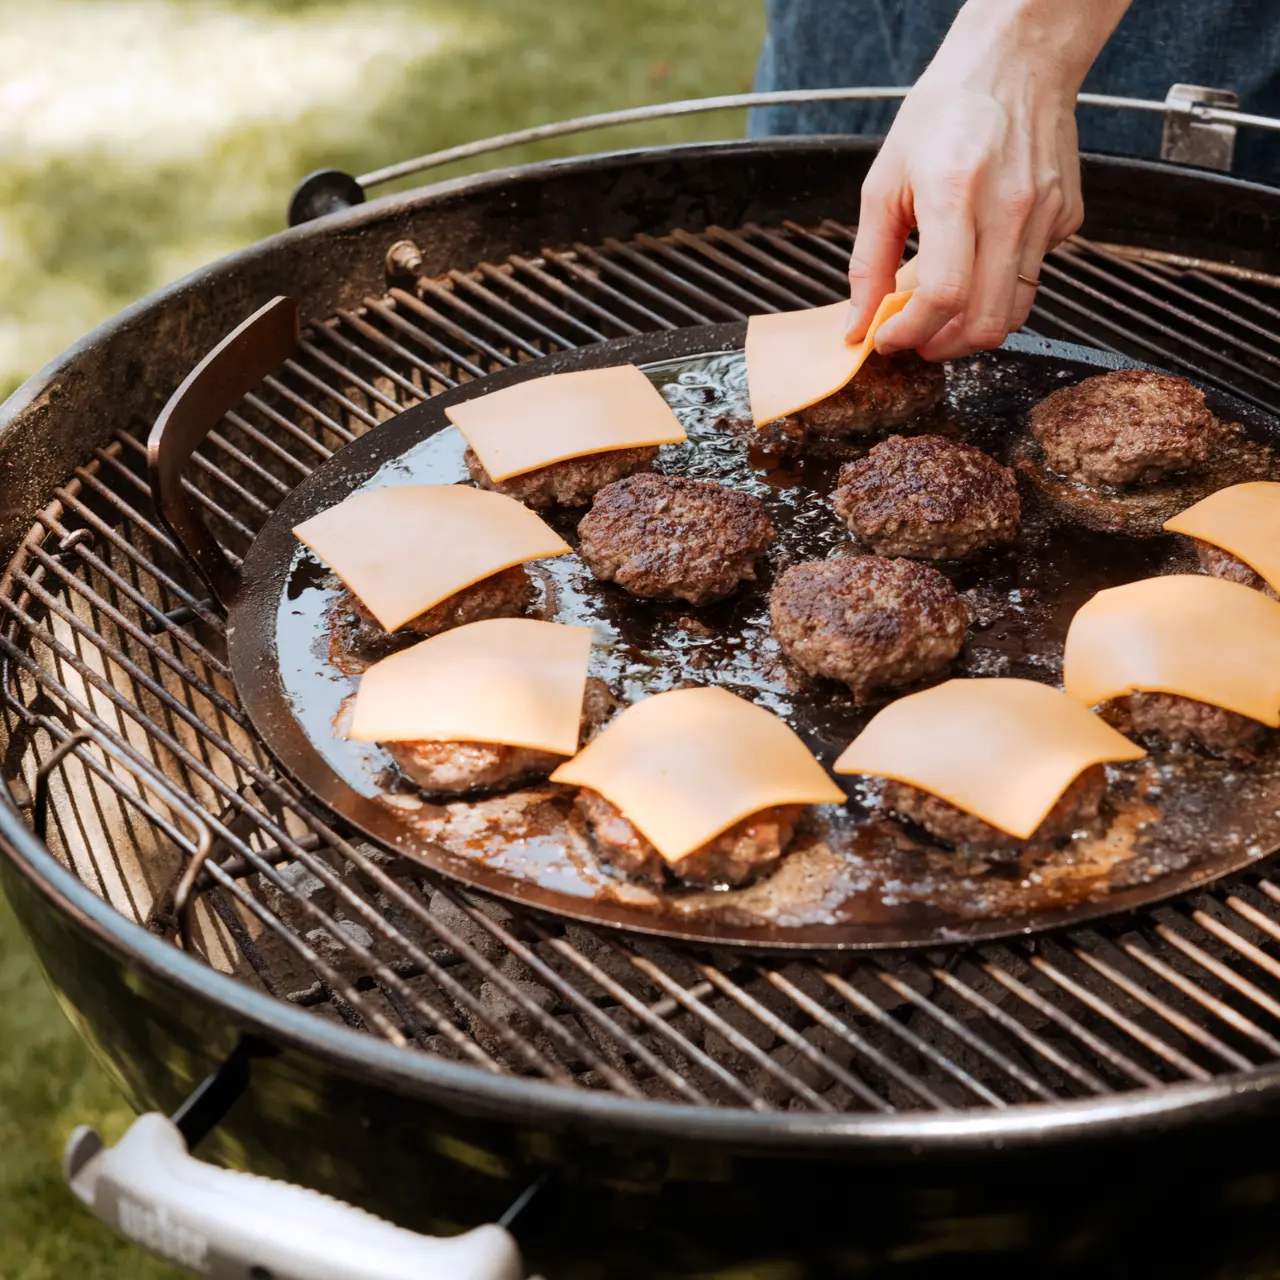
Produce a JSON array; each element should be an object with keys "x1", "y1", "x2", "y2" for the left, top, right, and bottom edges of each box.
[
  {"x1": 846, "y1": 170, "x2": 912, "y2": 343},
  {"x1": 873, "y1": 179, "x2": 976, "y2": 355},
  {"x1": 917, "y1": 211, "x2": 1025, "y2": 361}
]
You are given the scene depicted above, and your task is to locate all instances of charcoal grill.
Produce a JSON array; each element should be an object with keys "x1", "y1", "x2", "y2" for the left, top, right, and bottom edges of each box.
[{"x1": 10, "y1": 90, "x2": 1280, "y2": 1276}]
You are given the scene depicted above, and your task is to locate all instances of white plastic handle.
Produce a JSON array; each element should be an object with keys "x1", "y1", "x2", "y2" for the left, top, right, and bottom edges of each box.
[{"x1": 65, "y1": 1114, "x2": 527, "y2": 1280}]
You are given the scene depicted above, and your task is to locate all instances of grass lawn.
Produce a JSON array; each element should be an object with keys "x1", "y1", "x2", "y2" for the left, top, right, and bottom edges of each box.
[{"x1": 0, "y1": 1, "x2": 762, "y2": 1273}]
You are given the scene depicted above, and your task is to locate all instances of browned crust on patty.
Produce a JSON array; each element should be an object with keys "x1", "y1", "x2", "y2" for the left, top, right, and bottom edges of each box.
[
  {"x1": 465, "y1": 444, "x2": 658, "y2": 509},
  {"x1": 1029, "y1": 369, "x2": 1219, "y2": 488},
  {"x1": 832, "y1": 434, "x2": 1020, "y2": 560},
  {"x1": 578, "y1": 472, "x2": 775, "y2": 605},
  {"x1": 575, "y1": 789, "x2": 803, "y2": 887},
  {"x1": 883, "y1": 764, "x2": 1107, "y2": 851},
  {"x1": 769, "y1": 556, "x2": 967, "y2": 701}
]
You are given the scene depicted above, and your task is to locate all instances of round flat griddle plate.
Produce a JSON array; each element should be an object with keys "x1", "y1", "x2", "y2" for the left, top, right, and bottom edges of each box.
[{"x1": 229, "y1": 325, "x2": 1280, "y2": 950}]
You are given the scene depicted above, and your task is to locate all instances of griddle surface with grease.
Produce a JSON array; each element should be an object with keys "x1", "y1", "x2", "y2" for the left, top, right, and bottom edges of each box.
[{"x1": 237, "y1": 327, "x2": 1280, "y2": 949}]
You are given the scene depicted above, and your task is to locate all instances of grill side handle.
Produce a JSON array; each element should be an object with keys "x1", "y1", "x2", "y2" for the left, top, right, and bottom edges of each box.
[
  {"x1": 148, "y1": 296, "x2": 300, "y2": 610},
  {"x1": 64, "y1": 1114, "x2": 530, "y2": 1280}
]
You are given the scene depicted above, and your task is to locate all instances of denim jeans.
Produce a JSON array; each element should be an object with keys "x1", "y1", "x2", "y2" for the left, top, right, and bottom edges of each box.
[{"x1": 750, "y1": 0, "x2": 1280, "y2": 184}]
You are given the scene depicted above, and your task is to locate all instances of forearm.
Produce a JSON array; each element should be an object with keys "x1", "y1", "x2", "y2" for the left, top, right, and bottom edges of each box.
[{"x1": 926, "y1": 0, "x2": 1133, "y2": 97}]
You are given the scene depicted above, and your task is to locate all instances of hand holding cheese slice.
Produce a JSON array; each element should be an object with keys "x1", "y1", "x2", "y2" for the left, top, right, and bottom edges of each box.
[
  {"x1": 1164, "y1": 481, "x2": 1280, "y2": 593},
  {"x1": 350, "y1": 618, "x2": 594, "y2": 755},
  {"x1": 834, "y1": 678, "x2": 1144, "y2": 840},
  {"x1": 745, "y1": 289, "x2": 914, "y2": 427},
  {"x1": 444, "y1": 365, "x2": 687, "y2": 482},
  {"x1": 1062, "y1": 574, "x2": 1280, "y2": 726},
  {"x1": 293, "y1": 484, "x2": 570, "y2": 632},
  {"x1": 550, "y1": 686, "x2": 845, "y2": 863}
]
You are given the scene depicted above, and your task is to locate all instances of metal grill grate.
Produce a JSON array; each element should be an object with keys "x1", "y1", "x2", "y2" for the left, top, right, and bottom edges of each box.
[{"x1": 8, "y1": 219, "x2": 1280, "y2": 1116}]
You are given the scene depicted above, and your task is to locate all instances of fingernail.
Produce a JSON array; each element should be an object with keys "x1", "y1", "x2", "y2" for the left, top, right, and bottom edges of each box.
[{"x1": 844, "y1": 307, "x2": 867, "y2": 344}]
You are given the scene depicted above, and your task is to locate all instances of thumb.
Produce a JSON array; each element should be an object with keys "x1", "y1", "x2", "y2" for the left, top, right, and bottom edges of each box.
[{"x1": 846, "y1": 181, "x2": 911, "y2": 344}]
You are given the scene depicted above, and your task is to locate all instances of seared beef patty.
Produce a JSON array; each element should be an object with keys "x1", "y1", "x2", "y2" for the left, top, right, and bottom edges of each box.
[
  {"x1": 769, "y1": 556, "x2": 967, "y2": 701},
  {"x1": 576, "y1": 790, "x2": 804, "y2": 887},
  {"x1": 388, "y1": 677, "x2": 620, "y2": 796},
  {"x1": 832, "y1": 434, "x2": 1020, "y2": 560},
  {"x1": 332, "y1": 565, "x2": 534, "y2": 673},
  {"x1": 351, "y1": 564, "x2": 532, "y2": 638},
  {"x1": 1029, "y1": 369, "x2": 1220, "y2": 488},
  {"x1": 883, "y1": 765, "x2": 1106, "y2": 853},
  {"x1": 758, "y1": 351, "x2": 945, "y2": 450},
  {"x1": 578, "y1": 472, "x2": 775, "y2": 605},
  {"x1": 1103, "y1": 692, "x2": 1267, "y2": 758},
  {"x1": 465, "y1": 445, "x2": 657, "y2": 510},
  {"x1": 1195, "y1": 539, "x2": 1279, "y2": 599}
]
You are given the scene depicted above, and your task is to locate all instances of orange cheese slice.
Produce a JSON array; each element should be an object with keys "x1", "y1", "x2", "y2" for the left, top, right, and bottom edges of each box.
[
  {"x1": 349, "y1": 618, "x2": 594, "y2": 753},
  {"x1": 1062, "y1": 574, "x2": 1280, "y2": 726},
  {"x1": 293, "y1": 485, "x2": 570, "y2": 632},
  {"x1": 550, "y1": 686, "x2": 845, "y2": 863},
  {"x1": 1164, "y1": 481, "x2": 1280, "y2": 592},
  {"x1": 834, "y1": 678, "x2": 1144, "y2": 839},
  {"x1": 746, "y1": 289, "x2": 914, "y2": 427},
  {"x1": 443, "y1": 365, "x2": 687, "y2": 482}
]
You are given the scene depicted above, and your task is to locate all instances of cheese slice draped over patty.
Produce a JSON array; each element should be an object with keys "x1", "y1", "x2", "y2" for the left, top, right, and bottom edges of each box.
[
  {"x1": 293, "y1": 484, "x2": 570, "y2": 632},
  {"x1": 1062, "y1": 574, "x2": 1280, "y2": 726},
  {"x1": 1164, "y1": 481, "x2": 1280, "y2": 592},
  {"x1": 444, "y1": 364, "x2": 687, "y2": 482},
  {"x1": 349, "y1": 618, "x2": 594, "y2": 753},
  {"x1": 746, "y1": 289, "x2": 914, "y2": 427},
  {"x1": 550, "y1": 686, "x2": 845, "y2": 863},
  {"x1": 834, "y1": 678, "x2": 1144, "y2": 839}
]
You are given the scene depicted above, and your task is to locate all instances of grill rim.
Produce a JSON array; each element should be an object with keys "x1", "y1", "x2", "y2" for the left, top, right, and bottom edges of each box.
[{"x1": 10, "y1": 138, "x2": 1280, "y2": 1148}]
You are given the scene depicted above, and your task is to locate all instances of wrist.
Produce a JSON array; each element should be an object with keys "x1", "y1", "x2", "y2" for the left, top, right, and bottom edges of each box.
[{"x1": 925, "y1": 0, "x2": 1130, "y2": 98}]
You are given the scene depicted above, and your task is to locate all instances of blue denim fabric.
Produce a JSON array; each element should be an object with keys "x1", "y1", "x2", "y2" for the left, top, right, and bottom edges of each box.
[{"x1": 750, "y1": 0, "x2": 1280, "y2": 183}]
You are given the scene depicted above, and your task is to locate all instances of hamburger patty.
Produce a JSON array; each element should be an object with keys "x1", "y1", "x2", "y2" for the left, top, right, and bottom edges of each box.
[
  {"x1": 1029, "y1": 369, "x2": 1220, "y2": 488},
  {"x1": 769, "y1": 556, "x2": 967, "y2": 701},
  {"x1": 578, "y1": 472, "x2": 775, "y2": 605},
  {"x1": 1195, "y1": 539, "x2": 1279, "y2": 600},
  {"x1": 387, "y1": 677, "x2": 620, "y2": 796},
  {"x1": 1103, "y1": 692, "x2": 1267, "y2": 759},
  {"x1": 465, "y1": 445, "x2": 657, "y2": 510},
  {"x1": 883, "y1": 765, "x2": 1107, "y2": 852},
  {"x1": 832, "y1": 433, "x2": 1020, "y2": 560},
  {"x1": 576, "y1": 790, "x2": 804, "y2": 887}
]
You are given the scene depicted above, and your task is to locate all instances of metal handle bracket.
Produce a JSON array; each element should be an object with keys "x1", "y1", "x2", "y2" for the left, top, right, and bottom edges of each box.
[{"x1": 148, "y1": 296, "x2": 300, "y2": 610}]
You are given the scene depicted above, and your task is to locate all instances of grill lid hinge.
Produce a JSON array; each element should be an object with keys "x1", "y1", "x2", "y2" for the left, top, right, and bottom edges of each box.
[{"x1": 1161, "y1": 83, "x2": 1239, "y2": 172}]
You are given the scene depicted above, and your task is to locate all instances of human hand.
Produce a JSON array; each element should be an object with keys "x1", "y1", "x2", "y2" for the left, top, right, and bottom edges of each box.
[{"x1": 846, "y1": 0, "x2": 1130, "y2": 361}]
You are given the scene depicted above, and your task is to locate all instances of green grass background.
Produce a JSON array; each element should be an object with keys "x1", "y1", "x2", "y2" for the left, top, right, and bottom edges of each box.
[{"x1": 0, "y1": 2, "x2": 763, "y2": 1273}]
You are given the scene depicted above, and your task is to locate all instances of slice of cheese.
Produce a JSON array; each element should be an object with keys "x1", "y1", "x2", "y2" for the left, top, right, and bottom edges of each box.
[
  {"x1": 746, "y1": 289, "x2": 914, "y2": 427},
  {"x1": 834, "y1": 678, "x2": 1144, "y2": 839},
  {"x1": 444, "y1": 364, "x2": 687, "y2": 482},
  {"x1": 293, "y1": 484, "x2": 570, "y2": 632},
  {"x1": 1062, "y1": 574, "x2": 1280, "y2": 726},
  {"x1": 349, "y1": 618, "x2": 594, "y2": 753},
  {"x1": 1164, "y1": 481, "x2": 1280, "y2": 592},
  {"x1": 550, "y1": 686, "x2": 845, "y2": 863}
]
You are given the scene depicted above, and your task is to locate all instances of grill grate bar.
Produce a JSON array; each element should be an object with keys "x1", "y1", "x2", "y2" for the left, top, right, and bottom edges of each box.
[
  {"x1": 571, "y1": 242, "x2": 717, "y2": 327},
  {"x1": 927, "y1": 965, "x2": 1109, "y2": 1095},
  {"x1": 601, "y1": 239, "x2": 743, "y2": 322},
  {"x1": 1070, "y1": 941, "x2": 1253, "y2": 1071},
  {"x1": 1027, "y1": 952, "x2": 1211, "y2": 1082},
  {"x1": 1119, "y1": 938, "x2": 1280, "y2": 1058},
  {"x1": 822, "y1": 968, "x2": 1007, "y2": 1107},
  {"x1": 871, "y1": 966, "x2": 1058, "y2": 1102},
  {"x1": 696, "y1": 961, "x2": 888, "y2": 1111},
  {"x1": 309, "y1": 322, "x2": 428, "y2": 406}
]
